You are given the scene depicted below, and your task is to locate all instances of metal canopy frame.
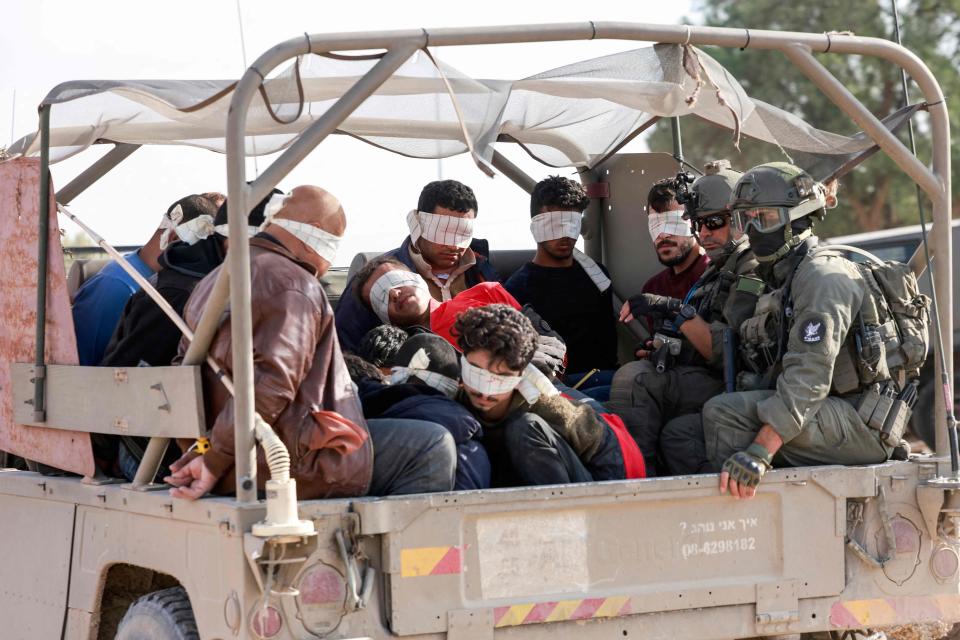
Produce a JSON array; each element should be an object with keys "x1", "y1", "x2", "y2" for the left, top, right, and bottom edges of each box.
[{"x1": 33, "y1": 21, "x2": 953, "y2": 504}]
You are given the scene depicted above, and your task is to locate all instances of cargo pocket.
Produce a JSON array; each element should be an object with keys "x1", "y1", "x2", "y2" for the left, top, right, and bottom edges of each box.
[{"x1": 711, "y1": 425, "x2": 757, "y2": 464}]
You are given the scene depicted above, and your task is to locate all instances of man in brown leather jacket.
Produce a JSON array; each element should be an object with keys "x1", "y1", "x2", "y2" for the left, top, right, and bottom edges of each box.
[{"x1": 166, "y1": 186, "x2": 456, "y2": 500}]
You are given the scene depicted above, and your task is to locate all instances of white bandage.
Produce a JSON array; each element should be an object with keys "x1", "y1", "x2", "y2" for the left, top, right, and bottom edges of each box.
[
  {"x1": 515, "y1": 363, "x2": 561, "y2": 404},
  {"x1": 390, "y1": 348, "x2": 459, "y2": 398},
  {"x1": 174, "y1": 215, "x2": 215, "y2": 245},
  {"x1": 648, "y1": 210, "x2": 693, "y2": 242},
  {"x1": 369, "y1": 269, "x2": 430, "y2": 325},
  {"x1": 461, "y1": 358, "x2": 523, "y2": 396},
  {"x1": 257, "y1": 191, "x2": 342, "y2": 263},
  {"x1": 269, "y1": 218, "x2": 341, "y2": 264},
  {"x1": 572, "y1": 250, "x2": 611, "y2": 292},
  {"x1": 262, "y1": 191, "x2": 287, "y2": 223},
  {"x1": 461, "y1": 359, "x2": 560, "y2": 404},
  {"x1": 530, "y1": 210, "x2": 582, "y2": 242},
  {"x1": 160, "y1": 204, "x2": 216, "y2": 249},
  {"x1": 214, "y1": 223, "x2": 260, "y2": 238},
  {"x1": 407, "y1": 209, "x2": 474, "y2": 248}
]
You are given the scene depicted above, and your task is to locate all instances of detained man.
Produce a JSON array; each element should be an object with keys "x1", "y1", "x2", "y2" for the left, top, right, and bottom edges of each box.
[
  {"x1": 453, "y1": 305, "x2": 637, "y2": 487},
  {"x1": 334, "y1": 180, "x2": 499, "y2": 352},
  {"x1": 165, "y1": 186, "x2": 456, "y2": 500},
  {"x1": 504, "y1": 176, "x2": 618, "y2": 400},
  {"x1": 351, "y1": 255, "x2": 566, "y2": 377}
]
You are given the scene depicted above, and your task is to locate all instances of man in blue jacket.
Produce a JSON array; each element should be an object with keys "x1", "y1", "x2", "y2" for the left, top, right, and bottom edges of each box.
[{"x1": 335, "y1": 179, "x2": 499, "y2": 352}]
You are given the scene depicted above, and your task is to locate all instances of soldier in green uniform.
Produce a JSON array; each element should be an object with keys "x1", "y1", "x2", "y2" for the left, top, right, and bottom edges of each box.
[
  {"x1": 702, "y1": 162, "x2": 897, "y2": 500},
  {"x1": 606, "y1": 161, "x2": 761, "y2": 475}
]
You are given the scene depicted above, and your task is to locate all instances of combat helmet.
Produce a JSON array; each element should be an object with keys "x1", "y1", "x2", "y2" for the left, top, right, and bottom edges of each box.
[
  {"x1": 682, "y1": 159, "x2": 742, "y2": 220},
  {"x1": 728, "y1": 162, "x2": 827, "y2": 263},
  {"x1": 681, "y1": 160, "x2": 743, "y2": 259}
]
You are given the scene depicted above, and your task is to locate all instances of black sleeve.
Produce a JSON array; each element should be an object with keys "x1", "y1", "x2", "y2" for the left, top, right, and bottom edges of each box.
[
  {"x1": 503, "y1": 267, "x2": 532, "y2": 306},
  {"x1": 100, "y1": 287, "x2": 193, "y2": 367}
]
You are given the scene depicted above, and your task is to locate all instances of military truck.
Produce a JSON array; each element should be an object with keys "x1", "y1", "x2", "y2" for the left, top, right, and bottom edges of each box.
[{"x1": 0, "y1": 21, "x2": 956, "y2": 640}]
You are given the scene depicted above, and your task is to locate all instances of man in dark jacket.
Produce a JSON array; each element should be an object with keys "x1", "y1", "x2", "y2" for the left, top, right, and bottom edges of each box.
[
  {"x1": 356, "y1": 334, "x2": 491, "y2": 490},
  {"x1": 334, "y1": 179, "x2": 499, "y2": 352},
  {"x1": 453, "y1": 304, "x2": 628, "y2": 487},
  {"x1": 165, "y1": 185, "x2": 456, "y2": 500}
]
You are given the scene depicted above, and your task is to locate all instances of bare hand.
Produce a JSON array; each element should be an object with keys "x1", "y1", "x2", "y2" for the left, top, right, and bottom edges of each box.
[
  {"x1": 619, "y1": 300, "x2": 634, "y2": 323},
  {"x1": 718, "y1": 470, "x2": 757, "y2": 499},
  {"x1": 164, "y1": 455, "x2": 217, "y2": 500}
]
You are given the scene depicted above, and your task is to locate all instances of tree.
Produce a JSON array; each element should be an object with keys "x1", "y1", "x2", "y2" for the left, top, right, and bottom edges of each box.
[{"x1": 649, "y1": 0, "x2": 960, "y2": 237}]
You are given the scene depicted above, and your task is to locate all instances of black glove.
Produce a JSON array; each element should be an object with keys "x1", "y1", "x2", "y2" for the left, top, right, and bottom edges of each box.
[
  {"x1": 721, "y1": 443, "x2": 773, "y2": 488},
  {"x1": 628, "y1": 293, "x2": 683, "y2": 320}
]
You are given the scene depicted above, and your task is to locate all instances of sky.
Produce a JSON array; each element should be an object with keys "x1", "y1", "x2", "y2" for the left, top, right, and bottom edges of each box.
[{"x1": 1, "y1": 0, "x2": 695, "y2": 265}]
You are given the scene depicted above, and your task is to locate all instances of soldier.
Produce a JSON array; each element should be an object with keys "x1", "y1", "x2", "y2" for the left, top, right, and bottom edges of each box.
[
  {"x1": 606, "y1": 161, "x2": 760, "y2": 474},
  {"x1": 701, "y1": 162, "x2": 906, "y2": 500}
]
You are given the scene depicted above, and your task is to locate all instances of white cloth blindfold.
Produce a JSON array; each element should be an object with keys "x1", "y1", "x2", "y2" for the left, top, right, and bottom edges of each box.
[
  {"x1": 214, "y1": 223, "x2": 261, "y2": 238},
  {"x1": 389, "y1": 348, "x2": 459, "y2": 398},
  {"x1": 461, "y1": 359, "x2": 560, "y2": 404},
  {"x1": 648, "y1": 210, "x2": 693, "y2": 243},
  {"x1": 160, "y1": 205, "x2": 217, "y2": 250},
  {"x1": 530, "y1": 210, "x2": 582, "y2": 242},
  {"x1": 528, "y1": 211, "x2": 610, "y2": 292},
  {"x1": 369, "y1": 269, "x2": 430, "y2": 325},
  {"x1": 259, "y1": 192, "x2": 342, "y2": 264},
  {"x1": 407, "y1": 209, "x2": 474, "y2": 248}
]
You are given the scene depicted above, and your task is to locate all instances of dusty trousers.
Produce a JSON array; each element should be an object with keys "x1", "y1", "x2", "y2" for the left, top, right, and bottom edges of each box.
[
  {"x1": 606, "y1": 359, "x2": 723, "y2": 475},
  {"x1": 700, "y1": 390, "x2": 891, "y2": 469}
]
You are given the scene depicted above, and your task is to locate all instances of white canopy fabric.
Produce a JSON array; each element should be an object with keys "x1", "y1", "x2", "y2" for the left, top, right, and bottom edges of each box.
[{"x1": 5, "y1": 44, "x2": 912, "y2": 177}]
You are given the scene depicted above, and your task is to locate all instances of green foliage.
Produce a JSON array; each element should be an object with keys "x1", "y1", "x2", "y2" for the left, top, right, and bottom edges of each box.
[{"x1": 649, "y1": 0, "x2": 960, "y2": 237}]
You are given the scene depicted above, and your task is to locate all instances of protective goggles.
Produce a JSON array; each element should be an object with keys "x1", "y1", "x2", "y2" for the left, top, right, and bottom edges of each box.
[
  {"x1": 692, "y1": 213, "x2": 729, "y2": 232},
  {"x1": 731, "y1": 196, "x2": 825, "y2": 235}
]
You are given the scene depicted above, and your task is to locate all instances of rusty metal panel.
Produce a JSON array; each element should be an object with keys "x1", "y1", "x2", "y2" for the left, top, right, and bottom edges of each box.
[
  {"x1": 11, "y1": 364, "x2": 205, "y2": 438},
  {"x1": 0, "y1": 157, "x2": 94, "y2": 476},
  {"x1": 377, "y1": 475, "x2": 844, "y2": 636},
  {"x1": 0, "y1": 492, "x2": 76, "y2": 639}
]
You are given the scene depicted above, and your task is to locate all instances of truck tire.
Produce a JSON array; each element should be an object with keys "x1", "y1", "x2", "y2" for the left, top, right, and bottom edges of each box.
[{"x1": 115, "y1": 586, "x2": 199, "y2": 640}]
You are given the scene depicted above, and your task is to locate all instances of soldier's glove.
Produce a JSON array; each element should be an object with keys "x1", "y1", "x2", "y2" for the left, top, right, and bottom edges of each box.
[
  {"x1": 721, "y1": 443, "x2": 774, "y2": 488},
  {"x1": 628, "y1": 293, "x2": 683, "y2": 320},
  {"x1": 532, "y1": 334, "x2": 567, "y2": 379}
]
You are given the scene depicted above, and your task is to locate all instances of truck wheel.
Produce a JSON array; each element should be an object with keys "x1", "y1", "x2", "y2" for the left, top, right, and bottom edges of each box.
[{"x1": 115, "y1": 586, "x2": 199, "y2": 640}]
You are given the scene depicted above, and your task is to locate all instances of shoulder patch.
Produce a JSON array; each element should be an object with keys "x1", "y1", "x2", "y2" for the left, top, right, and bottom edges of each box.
[
  {"x1": 735, "y1": 276, "x2": 765, "y2": 297},
  {"x1": 800, "y1": 317, "x2": 826, "y2": 344}
]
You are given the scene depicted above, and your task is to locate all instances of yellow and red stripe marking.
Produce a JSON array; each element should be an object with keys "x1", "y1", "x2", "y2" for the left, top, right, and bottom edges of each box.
[
  {"x1": 494, "y1": 596, "x2": 631, "y2": 627},
  {"x1": 830, "y1": 595, "x2": 960, "y2": 628},
  {"x1": 400, "y1": 545, "x2": 464, "y2": 577}
]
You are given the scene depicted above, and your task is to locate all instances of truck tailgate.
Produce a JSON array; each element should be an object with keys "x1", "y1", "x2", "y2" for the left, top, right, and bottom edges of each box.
[{"x1": 354, "y1": 466, "x2": 878, "y2": 636}]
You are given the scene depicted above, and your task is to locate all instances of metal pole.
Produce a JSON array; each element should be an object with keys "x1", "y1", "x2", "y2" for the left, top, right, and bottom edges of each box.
[
  {"x1": 491, "y1": 151, "x2": 536, "y2": 193},
  {"x1": 670, "y1": 116, "x2": 683, "y2": 163},
  {"x1": 32, "y1": 105, "x2": 51, "y2": 423},
  {"x1": 225, "y1": 39, "x2": 420, "y2": 504},
  {"x1": 781, "y1": 45, "x2": 941, "y2": 205},
  {"x1": 890, "y1": 0, "x2": 958, "y2": 472},
  {"x1": 56, "y1": 144, "x2": 140, "y2": 205},
  {"x1": 248, "y1": 42, "x2": 422, "y2": 206}
]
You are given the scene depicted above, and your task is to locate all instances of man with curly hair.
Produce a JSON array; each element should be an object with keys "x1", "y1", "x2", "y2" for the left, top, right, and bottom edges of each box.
[
  {"x1": 335, "y1": 180, "x2": 499, "y2": 352},
  {"x1": 504, "y1": 176, "x2": 618, "y2": 399},
  {"x1": 454, "y1": 304, "x2": 634, "y2": 487}
]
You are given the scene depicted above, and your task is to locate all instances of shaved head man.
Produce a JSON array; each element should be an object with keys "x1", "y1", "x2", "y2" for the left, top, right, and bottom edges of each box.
[{"x1": 167, "y1": 185, "x2": 456, "y2": 501}]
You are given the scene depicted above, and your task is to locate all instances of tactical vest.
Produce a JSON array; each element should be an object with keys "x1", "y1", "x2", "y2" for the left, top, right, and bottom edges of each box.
[
  {"x1": 688, "y1": 240, "x2": 761, "y2": 326},
  {"x1": 737, "y1": 244, "x2": 930, "y2": 394}
]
